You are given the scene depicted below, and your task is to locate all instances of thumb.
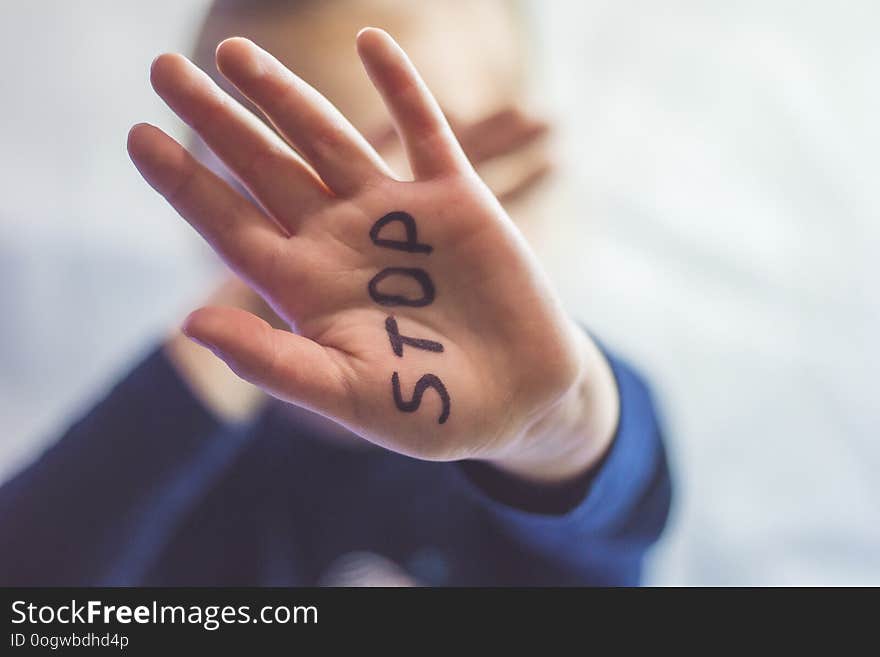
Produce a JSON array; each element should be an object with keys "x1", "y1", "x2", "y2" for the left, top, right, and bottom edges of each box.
[{"x1": 182, "y1": 306, "x2": 352, "y2": 419}]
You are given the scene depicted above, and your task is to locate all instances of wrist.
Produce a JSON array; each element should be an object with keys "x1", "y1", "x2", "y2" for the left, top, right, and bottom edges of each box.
[{"x1": 484, "y1": 329, "x2": 620, "y2": 485}]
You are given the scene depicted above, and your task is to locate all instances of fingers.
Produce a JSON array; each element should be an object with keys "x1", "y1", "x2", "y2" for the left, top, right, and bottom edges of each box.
[
  {"x1": 356, "y1": 27, "x2": 470, "y2": 180},
  {"x1": 455, "y1": 107, "x2": 550, "y2": 166},
  {"x1": 127, "y1": 123, "x2": 283, "y2": 280},
  {"x1": 495, "y1": 160, "x2": 553, "y2": 205},
  {"x1": 450, "y1": 106, "x2": 553, "y2": 204},
  {"x1": 215, "y1": 37, "x2": 391, "y2": 197},
  {"x1": 183, "y1": 306, "x2": 353, "y2": 419},
  {"x1": 149, "y1": 53, "x2": 328, "y2": 232}
]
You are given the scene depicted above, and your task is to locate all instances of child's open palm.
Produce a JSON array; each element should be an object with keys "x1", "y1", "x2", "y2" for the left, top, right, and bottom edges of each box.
[{"x1": 128, "y1": 29, "x2": 617, "y2": 481}]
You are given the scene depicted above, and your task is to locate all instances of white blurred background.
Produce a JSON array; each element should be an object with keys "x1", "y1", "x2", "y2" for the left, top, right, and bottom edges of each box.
[{"x1": 1, "y1": 0, "x2": 878, "y2": 585}]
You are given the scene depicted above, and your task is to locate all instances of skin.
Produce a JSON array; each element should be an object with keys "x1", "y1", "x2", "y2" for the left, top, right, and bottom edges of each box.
[
  {"x1": 191, "y1": 1, "x2": 526, "y2": 139},
  {"x1": 130, "y1": 28, "x2": 619, "y2": 484},
  {"x1": 167, "y1": 0, "x2": 555, "y2": 430},
  {"x1": 190, "y1": 1, "x2": 553, "y2": 215}
]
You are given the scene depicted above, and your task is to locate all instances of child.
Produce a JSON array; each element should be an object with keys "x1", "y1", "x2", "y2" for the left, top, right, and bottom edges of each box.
[{"x1": 0, "y1": 0, "x2": 670, "y2": 586}]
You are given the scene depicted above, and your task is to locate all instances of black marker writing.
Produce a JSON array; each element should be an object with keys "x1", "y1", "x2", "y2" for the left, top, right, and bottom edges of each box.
[
  {"x1": 368, "y1": 267, "x2": 435, "y2": 307},
  {"x1": 367, "y1": 210, "x2": 451, "y2": 424},
  {"x1": 391, "y1": 372, "x2": 451, "y2": 425},
  {"x1": 385, "y1": 315, "x2": 444, "y2": 357},
  {"x1": 370, "y1": 211, "x2": 433, "y2": 254}
]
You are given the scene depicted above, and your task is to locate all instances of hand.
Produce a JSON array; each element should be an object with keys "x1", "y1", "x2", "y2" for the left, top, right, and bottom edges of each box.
[
  {"x1": 128, "y1": 29, "x2": 618, "y2": 483},
  {"x1": 168, "y1": 103, "x2": 554, "y2": 422},
  {"x1": 373, "y1": 104, "x2": 553, "y2": 204}
]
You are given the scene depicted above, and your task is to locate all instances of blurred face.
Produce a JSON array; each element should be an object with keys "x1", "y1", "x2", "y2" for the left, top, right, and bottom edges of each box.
[{"x1": 198, "y1": 0, "x2": 525, "y2": 149}]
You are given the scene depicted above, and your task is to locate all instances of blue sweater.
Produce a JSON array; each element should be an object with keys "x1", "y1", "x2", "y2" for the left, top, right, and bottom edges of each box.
[{"x1": 0, "y1": 345, "x2": 671, "y2": 586}]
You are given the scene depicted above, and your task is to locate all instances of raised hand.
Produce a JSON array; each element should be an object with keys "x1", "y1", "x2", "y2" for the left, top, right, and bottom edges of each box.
[{"x1": 128, "y1": 29, "x2": 618, "y2": 482}]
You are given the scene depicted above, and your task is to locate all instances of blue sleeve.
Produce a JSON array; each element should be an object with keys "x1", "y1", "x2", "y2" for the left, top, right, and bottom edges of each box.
[
  {"x1": 0, "y1": 347, "x2": 250, "y2": 585},
  {"x1": 456, "y1": 348, "x2": 672, "y2": 585}
]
